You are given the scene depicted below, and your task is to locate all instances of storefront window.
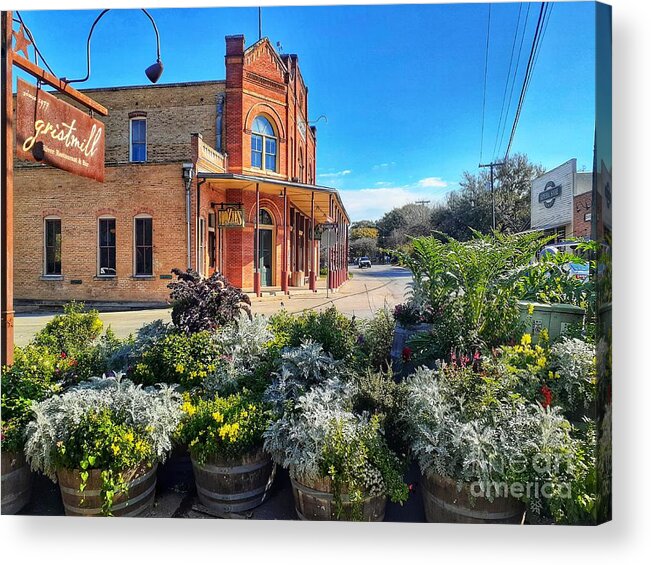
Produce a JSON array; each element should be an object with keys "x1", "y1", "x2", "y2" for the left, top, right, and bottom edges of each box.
[
  {"x1": 134, "y1": 216, "x2": 153, "y2": 276},
  {"x1": 251, "y1": 116, "x2": 277, "y2": 172},
  {"x1": 44, "y1": 217, "x2": 61, "y2": 275},
  {"x1": 98, "y1": 218, "x2": 117, "y2": 277}
]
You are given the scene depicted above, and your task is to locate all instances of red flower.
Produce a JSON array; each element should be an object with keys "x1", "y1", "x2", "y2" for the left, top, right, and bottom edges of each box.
[
  {"x1": 402, "y1": 346, "x2": 412, "y2": 363},
  {"x1": 541, "y1": 385, "x2": 553, "y2": 408},
  {"x1": 60, "y1": 351, "x2": 67, "y2": 359}
]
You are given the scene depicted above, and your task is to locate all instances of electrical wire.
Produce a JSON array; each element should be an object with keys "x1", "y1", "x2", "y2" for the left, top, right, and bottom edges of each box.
[
  {"x1": 504, "y1": 2, "x2": 549, "y2": 160},
  {"x1": 497, "y1": 2, "x2": 531, "y2": 158},
  {"x1": 479, "y1": 3, "x2": 492, "y2": 166},
  {"x1": 492, "y1": 3, "x2": 522, "y2": 160}
]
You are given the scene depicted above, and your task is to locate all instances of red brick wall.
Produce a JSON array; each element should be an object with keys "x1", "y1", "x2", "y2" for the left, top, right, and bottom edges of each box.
[
  {"x1": 14, "y1": 163, "x2": 188, "y2": 303},
  {"x1": 573, "y1": 192, "x2": 592, "y2": 238}
]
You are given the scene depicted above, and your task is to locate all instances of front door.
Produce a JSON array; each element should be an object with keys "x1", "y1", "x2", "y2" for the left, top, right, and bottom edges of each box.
[{"x1": 259, "y1": 229, "x2": 273, "y2": 286}]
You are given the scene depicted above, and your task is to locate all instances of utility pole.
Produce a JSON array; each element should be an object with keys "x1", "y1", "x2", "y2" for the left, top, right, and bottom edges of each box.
[
  {"x1": 478, "y1": 161, "x2": 504, "y2": 230},
  {"x1": 415, "y1": 200, "x2": 430, "y2": 206}
]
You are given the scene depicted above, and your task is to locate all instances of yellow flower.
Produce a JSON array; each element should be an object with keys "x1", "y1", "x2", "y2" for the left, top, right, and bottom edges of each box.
[
  {"x1": 240, "y1": 410, "x2": 248, "y2": 419},
  {"x1": 539, "y1": 328, "x2": 550, "y2": 343},
  {"x1": 111, "y1": 443, "x2": 121, "y2": 456},
  {"x1": 537, "y1": 356, "x2": 547, "y2": 368},
  {"x1": 212, "y1": 412, "x2": 224, "y2": 423},
  {"x1": 175, "y1": 363, "x2": 185, "y2": 374},
  {"x1": 124, "y1": 431, "x2": 134, "y2": 443},
  {"x1": 521, "y1": 334, "x2": 532, "y2": 346},
  {"x1": 527, "y1": 304, "x2": 535, "y2": 316},
  {"x1": 182, "y1": 402, "x2": 196, "y2": 416}
]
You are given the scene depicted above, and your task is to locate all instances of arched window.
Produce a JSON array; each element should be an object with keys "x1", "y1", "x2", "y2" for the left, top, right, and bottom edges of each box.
[
  {"x1": 259, "y1": 208, "x2": 274, "y2": 226},
  {"x1": 251, "y1": 116, "x2": 277, "y2": 172},
  {"x1": 298, "y1": 148, "x2": 304, "y2": 182}
]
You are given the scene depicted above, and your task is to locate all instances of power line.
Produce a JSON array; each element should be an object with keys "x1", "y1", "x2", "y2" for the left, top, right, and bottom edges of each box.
[
  {"x1": 492, "y1": 3, "x2": 523, "y2": 160},
  {"x1": 497, "y1": 2, "x2": 531, "y2": 157},
  {"x1": 478, "y1": 3, "x2": 492, "y2": 166},
  {"x1": 504, "y1": 2, "x2": 549, "y2": 160}
]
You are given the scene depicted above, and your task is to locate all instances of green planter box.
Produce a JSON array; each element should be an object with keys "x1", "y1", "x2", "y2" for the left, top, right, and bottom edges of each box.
[{"x1": 517, "y1": 301, "x2": 585, "y2": 343}]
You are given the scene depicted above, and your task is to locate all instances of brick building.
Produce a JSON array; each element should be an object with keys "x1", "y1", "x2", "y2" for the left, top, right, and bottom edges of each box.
[
  {"x1": 14, "y1": 35, "x2": 350, "y2": 306},
  {"x1": 530, "y1": 158, "x2": 592, "y2": 241}
]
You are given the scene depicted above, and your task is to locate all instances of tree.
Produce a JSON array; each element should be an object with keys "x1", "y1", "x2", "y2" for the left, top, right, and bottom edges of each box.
[
  {"x1": 349, "y1": 237, "x2": 378, "y2": 259},
  {"x1": 350, "y1": 226, "x2": 379, "y2": 240},
  {"x1": 377, "y1": 203, "x2": 433, "y2": 249}
]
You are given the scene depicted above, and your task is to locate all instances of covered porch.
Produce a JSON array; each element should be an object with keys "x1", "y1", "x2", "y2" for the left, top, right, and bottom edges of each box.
[{"x1": 195, "y1": 172, "x2": 350, "y2": 297}]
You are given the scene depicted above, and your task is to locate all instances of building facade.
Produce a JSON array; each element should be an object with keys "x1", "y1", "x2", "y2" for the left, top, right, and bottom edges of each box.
[
  {"x1": 14, "y1": 35, "x2": 350, "y2": 306},
  {"x1": 530, "y1": 158, "x2": 592, "y2": 241}
]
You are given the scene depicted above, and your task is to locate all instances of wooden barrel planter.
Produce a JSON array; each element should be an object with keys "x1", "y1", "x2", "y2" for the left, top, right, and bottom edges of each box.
[
  {"x1": 290, "y1": 473, "x2": 387, "y2": 521},
  {"x1": 191, "y1": 447, "x2": 275, "y2": 513},
  {"x1": 56, "y1": 463, "x2": 157, "y2": 517},
  {"x1": 1, "y1": 450, "x2": 32, "y2": 515},
  {"x1": 422, "y1": 472, "x2": 525, "y2": 524}
]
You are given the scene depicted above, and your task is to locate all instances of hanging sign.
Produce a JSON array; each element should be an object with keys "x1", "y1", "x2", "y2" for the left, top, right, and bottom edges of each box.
[
  {"x1": 16, "y1": 78, "x2": 105, "y2": 182},
  {"x1": 218, "y1": 205, "x2": 245, "y2": 228}
]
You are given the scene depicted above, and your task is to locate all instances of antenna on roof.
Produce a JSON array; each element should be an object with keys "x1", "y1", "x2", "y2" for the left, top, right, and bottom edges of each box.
[{"x1": 258, "y1": 7, "x2": 262, "y2": 41}]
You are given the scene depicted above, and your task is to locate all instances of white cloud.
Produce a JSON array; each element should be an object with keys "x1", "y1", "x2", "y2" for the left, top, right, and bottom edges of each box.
[
  {"x1": 338, "y1": 185, "x2": 454, "y2": 222},
  {"x1": 417, "y1": 176, "x2": 448, "y2": 188},
  {"x1": 317, "y1": 169, "x2": 352, "y2": 179},
  {"x1": 372, "y1": 162, "x2": 396, "y2": 171}
]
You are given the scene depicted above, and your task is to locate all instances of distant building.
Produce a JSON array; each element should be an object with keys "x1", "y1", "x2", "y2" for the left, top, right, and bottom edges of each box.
[
  {"x1": 14, "y1": 35, "x2": 350, "y2": 306},
  {"x1": 530, "y1": 158, "x2": 592, "y2": 241}
]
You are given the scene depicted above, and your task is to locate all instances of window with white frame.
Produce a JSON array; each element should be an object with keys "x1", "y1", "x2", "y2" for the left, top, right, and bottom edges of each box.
[
  {"x1": 198, "y1": 217, "x2": 206, "y2": 275},
  {"x1": 251, "y1": 115, "x2": 277, "y2": 172},
  {"x1": 130, "y1": 117, "x2": 147, "y2": 162},
  {"x1": 134, "y1": 215, "x2": 153, "y2": 276},
  {"x1": 44, "y1": 217, "x2": 62, "y2": 276},
  {"x1": 98, "y1": 217, "x2": 117, "y2": 276}
]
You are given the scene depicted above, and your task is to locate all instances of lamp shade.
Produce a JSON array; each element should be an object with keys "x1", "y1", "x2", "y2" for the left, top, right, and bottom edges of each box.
[{"x1": 145, "y1": 60, "x2": 164, "y2": 83}]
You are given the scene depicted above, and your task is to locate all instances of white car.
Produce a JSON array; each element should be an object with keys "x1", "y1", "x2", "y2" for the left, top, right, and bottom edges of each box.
[{"x1": 358, "y1": 257, "x2": 372, "y2": 269}]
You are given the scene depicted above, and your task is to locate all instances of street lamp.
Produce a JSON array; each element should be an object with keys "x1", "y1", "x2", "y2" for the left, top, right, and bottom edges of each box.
[
  {"x1": 62, "y1": 9, "x2": 163, "y2": 85},
  {"x1": 182, "y1": 163, "x2": 195, "y2": 271}
]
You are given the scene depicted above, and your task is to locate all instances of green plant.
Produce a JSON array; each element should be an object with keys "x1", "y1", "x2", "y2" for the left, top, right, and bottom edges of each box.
[
  {"x1": 32, "y1": 302, "x2": 104, "y2": 354},
  {"x1": 396, "y1": 230, "x2": 548, "y2": 362},
  {"x1": 1, "y1": 345, "x2": 63, "y2": 452},
  {"x1": 268, "y1": 306, "x2": 359, "y2": 362},
  {"x1": 357, "y1": 307, "x2": 396, "y2": 370},
  {"x1": 24, "y1": 374, "x2": 183, "y2": 515},
  {"x1": 177, "y1": 391, "x2": 273, "y2": 464},
  {"x1": 403, "y1": 362, "x2": 579, "y2": 517},
  {"x1": 131, "y1": 330, "x2": 222, "y2": 388},
  {"x1": 167, "y1": 268, "x2": 252, "y2": 334}
]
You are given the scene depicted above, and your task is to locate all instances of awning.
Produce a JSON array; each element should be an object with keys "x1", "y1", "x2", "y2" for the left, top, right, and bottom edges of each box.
[{"x1": 196, "y1": 172, "x2": 350, "y2": 225}]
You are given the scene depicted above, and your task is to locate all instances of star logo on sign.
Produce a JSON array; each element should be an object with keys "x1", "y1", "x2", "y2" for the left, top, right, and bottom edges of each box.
[{"x1": 12, "y1": 24, "x2": 32, "y2": 60}]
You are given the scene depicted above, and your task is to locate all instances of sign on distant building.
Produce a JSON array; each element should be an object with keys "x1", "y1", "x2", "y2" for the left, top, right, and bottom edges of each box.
[
  {"x1": 16, "y1": 78, "x2": 105, "y2": 182},
  {"x1": 218, "y1": 205, "x2": 245, "y2": 227},
  {"x1": 531, "y1": 158, "x2": 576, "y2": 230}
]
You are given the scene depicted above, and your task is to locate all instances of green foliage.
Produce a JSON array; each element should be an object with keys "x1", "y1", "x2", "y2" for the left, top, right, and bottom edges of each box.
[
  {"x1": 24, "y1": 374, "x2": 183, "y2": 515},
  {"x1": 1, "y1": 345, "x2": 63, "y2": 452},
  {"x1": 33, "y1": 302, "x2": 104, "y2": 355},
  {"x1": 356, "y1": 307, "x2": 396, "y2": 370},
  {"x1": 320, "y1": 414, "x2": 409, "y2": 519},
  {"x1": 397, "y1": 230, "x2": 547, "y2": 360},
  {"x1": 268, "y1": 306, "x2": 359, "y2": 362},
  {"x1": 177, "y1": 391, "x2": 273, "y2": 464},
  {"x1": 131, "y1": 330, "x2": 222, "y2": 388}
]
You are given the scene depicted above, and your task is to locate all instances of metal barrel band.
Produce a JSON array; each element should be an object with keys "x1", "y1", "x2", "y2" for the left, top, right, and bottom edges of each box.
[
  {"x1": 62, "y1": 480, "x2": 156, "y2": 516},
  {"x1": 59, "y1": 465, "x2": 156, "y2": 496},
  {"x1": 195, "y1": 459, "x2": 269, "y2": 475},
  {"x1": 195, "y1": 481, "x2": 269, "y2": 502},
  {"x1": 290, "y1": 477, "x2": 378, "y2": 504},
  {"x1": 424, "y1": 488, "x2": 523, "y2": 521}
]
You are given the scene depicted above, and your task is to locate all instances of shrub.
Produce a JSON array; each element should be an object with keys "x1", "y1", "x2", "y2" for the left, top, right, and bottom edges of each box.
[
  {"x1": 177, "y1": 391, "x2": 274, "y2": 464},
  {"x1": 32, "y1": 302, "x2": 104, "y2": 355},
  {"x1": 203, "y1": 313, "x2": 277, "y2": 396},
  {"x1": 357, "y1": 307, "x2": 396, "y2": 370},
  {"x1": 403, "y1": 362, "x2": 585, "y2": 519},
  {"x1": 24, "y1": 374, "x2": 183, "y2": 515},
  {"x1": 268, "y1": 306, "x2": 358, "y2": 362},
  {"x1": 393, "y1": 302, "x2": 431, "y2": 326},
  {"x1": 131, "y1": 330, "x2": 222, "y2": 388},
  {"x1": 168, "y1": 269, "x2": 251, "y2": 334},
  {"x1": 1, "y1": 345, "x2": 63, "y2": 452}
]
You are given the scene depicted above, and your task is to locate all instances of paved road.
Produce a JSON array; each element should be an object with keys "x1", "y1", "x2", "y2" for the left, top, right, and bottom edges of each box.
[{"x1": 13, "y1": 264, "x2": 413, "y2": 346}]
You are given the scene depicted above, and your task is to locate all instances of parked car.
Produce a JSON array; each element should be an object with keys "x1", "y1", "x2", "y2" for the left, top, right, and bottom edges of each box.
[
  {"x1": 538, "y1": 241, "x2": 590, "y2": 281},
  {"x1": 358, "y1": 256, "x2": 372, "y2": 269}
]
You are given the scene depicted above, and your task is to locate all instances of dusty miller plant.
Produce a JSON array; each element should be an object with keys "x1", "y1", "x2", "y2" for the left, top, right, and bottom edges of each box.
[
  {"x1": 203, "y1": 313, "x2": 273, "y2": 393},
  {"x1": 24, "y1": 373, "x2": 183, "y2": 481},
  {"x1": 549, "y1": 337, "x2": 596, "y2": 412}
]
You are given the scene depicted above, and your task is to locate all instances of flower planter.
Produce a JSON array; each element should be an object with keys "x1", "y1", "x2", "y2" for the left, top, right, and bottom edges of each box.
[
  {"x1": 1, "y1": 450, "x2": 33, "y2": 515},
  {"x1": 421, "y1": 472, "x2": 525, "y2": 524},
  {"x1": 518, "y1": 301, "x2": 585, "y2": 343},
  {"x1": 290, "y1": 472, "x2": 387, "y2": 521},
  {"x1": 191, "y1": 447, "x2": 275, "y2": 514},
  {"x1": 390, "y1": 323, "x2": 433, "y2": 365},
  {"x1": 56, "y1": 462, "x2": 157, "y2": 517}
]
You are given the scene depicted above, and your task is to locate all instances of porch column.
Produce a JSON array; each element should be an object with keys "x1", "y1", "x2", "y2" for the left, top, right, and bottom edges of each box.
[
  {"x1": 253, "y1": 183, "x2": 261, "y2": 297},
  {"x1": 328, "y1": 195, "x2": 334, "y2": 290},
  {"x1": 281, "y1": 187, "x2": 288, "y2": 293},
  {"x1": 309, "y1": 191, "x2": 316, "y2": 291}
]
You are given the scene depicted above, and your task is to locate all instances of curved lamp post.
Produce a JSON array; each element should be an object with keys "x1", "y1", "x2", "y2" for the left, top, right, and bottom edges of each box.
[{"x1": 62, "y1": 8, "x2": 163, "y2": 85}]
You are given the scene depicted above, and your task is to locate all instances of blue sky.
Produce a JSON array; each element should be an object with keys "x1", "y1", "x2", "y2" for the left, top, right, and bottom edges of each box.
[{"x1": 13, "y1": 1, "x2": 596, "y2": 221}]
